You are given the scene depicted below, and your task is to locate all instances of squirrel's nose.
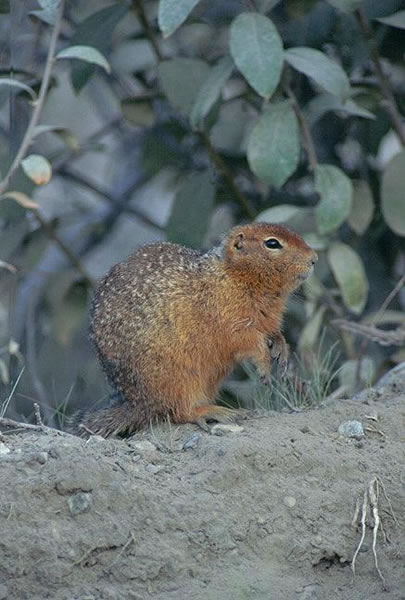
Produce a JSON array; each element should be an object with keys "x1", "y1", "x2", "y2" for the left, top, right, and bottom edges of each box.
[{"x1": 311, "y1": 251, "x2": 318, "y2": 265}]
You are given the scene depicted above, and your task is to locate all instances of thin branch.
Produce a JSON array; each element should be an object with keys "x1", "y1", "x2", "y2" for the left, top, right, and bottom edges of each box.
[
  {"x1": 198, "y1": 131, "x2": 255, "y2": 219},
  {"x1": 0, "y1": 0, "x2": 66, "y2": 195},
  {"x1": 132, "y1": 0, "x2": 163, "y2": 62},
  {"x1": 355, "y1": 8, "x2": 405, "y2": 146},
  {"x1": 284, "y1": 83, "x2": 318, "y2": 171},
  {"x1": 32, "y1": 208, "x2": 96, "y2": 287},
  {"x1": 59, "y1": 168, "x2": 164, "y2": 231},
  {"x1": 372, "y1": 274, "x2": 405, "y2": 326}
]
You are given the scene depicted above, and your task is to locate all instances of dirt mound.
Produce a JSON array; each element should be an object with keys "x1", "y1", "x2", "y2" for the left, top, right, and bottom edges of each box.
[{"x1": 0, "y1": 366, "x2": 404, "y2": 600}]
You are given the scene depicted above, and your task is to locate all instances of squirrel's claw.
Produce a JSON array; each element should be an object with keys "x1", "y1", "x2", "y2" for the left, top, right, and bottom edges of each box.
[{"x1": 268, "y1": 333, "x2": 290, "y2": 376}]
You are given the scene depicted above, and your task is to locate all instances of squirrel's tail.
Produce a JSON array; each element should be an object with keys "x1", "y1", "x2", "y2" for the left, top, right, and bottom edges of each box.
[{"x1": 66, "y1": 402, "x2": 138, "y2": 438}]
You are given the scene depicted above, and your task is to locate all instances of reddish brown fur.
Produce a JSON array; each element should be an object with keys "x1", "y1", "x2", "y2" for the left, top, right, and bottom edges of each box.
[{"x1": 78, "y1": 223, "x2": 317, "y2": 437}]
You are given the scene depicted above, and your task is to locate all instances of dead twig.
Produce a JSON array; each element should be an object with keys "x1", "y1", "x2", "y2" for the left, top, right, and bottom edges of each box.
[
  {"x1": 104, "y1": 532, "x2": 136, "y2": 572},
  {"x1": 0, "y1": 415, "x2": 72, "y2": 436}
]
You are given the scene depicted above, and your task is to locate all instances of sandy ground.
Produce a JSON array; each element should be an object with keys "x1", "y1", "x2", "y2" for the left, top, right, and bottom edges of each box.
[{"x1": 0, "y1": 365, "x2": 404, "y2": 600}]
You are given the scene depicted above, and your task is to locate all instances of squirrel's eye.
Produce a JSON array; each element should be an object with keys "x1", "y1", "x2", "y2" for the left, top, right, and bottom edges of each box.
[{"x1": 264, "y1": 238, "x2": 282, "y2": 250}]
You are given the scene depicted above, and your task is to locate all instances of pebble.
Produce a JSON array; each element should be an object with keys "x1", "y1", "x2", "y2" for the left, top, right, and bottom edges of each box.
[
  {"x1": 36, "y1": 451, "x2": 48, "y2": 464},
  {"x1": 67, "y1": 492, "x2": 93, "y2": 516},
  {"x1": 210, "y1": 423, "x2": 244, "y2": 436},
  {"x1": 338, "y1": 420, "x2": 364, "y2": 439},
  {"x1": 311, "y1": 535, "x2": 322, "y2": 547},
  {"x1": 130, "y1": 440, "x2": 157, "y2": 453},
  {"x1": 145, "y1": 463, "x2": 163, "y2": 474},
  {"x1": 182, "y1": 432, "x2": 201, "y2": 450},
  {"x1": 0, "y1": 442, "x2": 10, "y2": 456},
  {"x1": 283, "y1": 495, "x2": 297, "y2": 508}
]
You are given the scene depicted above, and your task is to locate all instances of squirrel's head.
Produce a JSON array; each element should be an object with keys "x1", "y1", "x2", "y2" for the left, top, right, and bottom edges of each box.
[{"x1": 222, "y1": 223, "x2": 318, "y2": 293}]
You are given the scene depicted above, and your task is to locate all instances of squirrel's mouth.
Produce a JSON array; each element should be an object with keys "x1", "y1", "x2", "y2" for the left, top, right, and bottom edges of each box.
[{"x1": 297, "y1": 265, "x2": 314, "y2": 280}]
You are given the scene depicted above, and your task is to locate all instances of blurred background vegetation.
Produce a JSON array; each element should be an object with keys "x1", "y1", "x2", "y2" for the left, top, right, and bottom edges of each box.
[{"x1": 0, "y1": 0, "x2": 404, "y2": 427}]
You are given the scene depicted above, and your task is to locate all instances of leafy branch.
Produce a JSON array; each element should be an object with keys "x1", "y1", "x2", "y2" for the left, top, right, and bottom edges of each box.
[
  {"x1": 356, "y1": 8, "x2": 405, "y2": 146},
  {"x1": 0, "y1": 0, "x2": 65, "y2": 195}
]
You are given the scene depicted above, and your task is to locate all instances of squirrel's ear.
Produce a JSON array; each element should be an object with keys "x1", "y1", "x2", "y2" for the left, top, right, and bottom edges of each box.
[{"x1": 233, "y1": 232, "x2": 245, "y2": 250}]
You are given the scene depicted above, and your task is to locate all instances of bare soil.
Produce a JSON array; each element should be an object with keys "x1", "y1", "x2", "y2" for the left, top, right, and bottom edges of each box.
[{"x1": 0, "y1": 365, "x2": 404, "y2": 600}]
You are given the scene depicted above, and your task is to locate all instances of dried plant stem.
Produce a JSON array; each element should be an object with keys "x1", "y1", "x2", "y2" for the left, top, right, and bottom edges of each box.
[
  {"x1": 0, "y1": 0, "x2": 66, "y2": 195},
  {"x1": 356, "y1": 8, "x2": 405, "y2": 146}
]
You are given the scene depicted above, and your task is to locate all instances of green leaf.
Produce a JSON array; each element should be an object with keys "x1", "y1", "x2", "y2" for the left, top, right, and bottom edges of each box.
[
  {"x1": 381, "y1": 150, "x2": 405, "y2": 236},
  {"x1": 285, "y1": 47, "x2": 350, "y2": 101},
  {"x1": 32, "y1": 125, "x2": 80, "y2": 151},
  {"x1": 21, "y1": 155, "x2": 52, "y2": 185},
  {"x1": 56, "y1": 45, "x2": 111, "y2": 73},
  {"x1": 256, "y1": 204, "x2": 316, "y2": 235},
  {"x1": 328, "y1": 242, "x2": 368, "y2": 314},
  {"x1": 166, "y1": 170, "x2": 215, "y2": 247},
  {"x1": 229, "y1": 13, "x2": 283, "y2": 99},
  {"x1": 159, "y1": 58, "x2": 210, "y2": 117},
  {"x1": 339, "y1": 358, "x2": 375, "y2": 393},
  {"x1": 326, "y1": 0, "x2": 362, "y2": 13},
  {"x1": 256, "y1": 205, "x2": 307, "y2": 224},
  {"x1": 0, "y1": 78, "x2": 36, "y2": 100},
  {"x1": 315, "y1": 164, "x2": 352, "y2": 234},
  {"x1": 69, "y1": 4, "x2": 128, "y2": 92},
  {"x1": 247, "y1": 102, "x2": 299, "y2": 188},
  {"x1": 298, "y1": 306, "x2": 326, "y2": 352},
  {"x1": 348, "y1": 180, "x2": 374, "y2": 235},
  {"x1": 190, "y1": 56, "x2": 234, "y2": 130},
  {"x1": 29, "y1": 0, "x2": 60, "y2": 25},
  {"x1": 121, "y1": 99, "x2": 155, "y2": 127},
  {"x1": 376, "y1": 10, "x2": 405, "y2": 29},
  {"x1": 306, "y1": 93, "x2": 375, "y2": 127},
  {"x1": 158, "y1": 0, "x2": 201, "y2": 37}
]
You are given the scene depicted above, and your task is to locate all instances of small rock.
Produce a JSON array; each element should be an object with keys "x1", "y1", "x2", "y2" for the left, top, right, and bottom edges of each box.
[
  {"x1": 338, "y1": 420, "x2": 364, "y2": 439},
  {"x1": 210, "y1": 423, "x2": 244, "y2": 436},
  {"x1": 182, "y1": 432, "x2": 201, "y2": 450},
  {"x1": 130, "y1": 440, "x2": 157, "y2": 453},
  {"x1": 67, "y1": 492, "x2": 93, "y2": 516},
  {"x1": 311, "y1": 535, "x2": 322, "y2": 547},
  {"x1": 0, "y1": 442, "x2": 10, "y2": 456},
  {"x1": 300, "y1": 425, "x2": 310, "y2": 434},
  {"x1": 0, "y1": 583, "x2": 8, "y2": 599},
  {"x1": 36, "y1": 451, "x2": 48, "y2": 464},
  {"x1": 145, "y1": 463, "x2": 162, "y2": 474},
  {"x1": 86, "y1": 434, "x2": 106, "y2": 445},
  {"x1": 284, "y1": 495, "x2": 297, "y2": 508},
  {"x1": 217, "y1": 447, "x2": 226, "y2": 456}
]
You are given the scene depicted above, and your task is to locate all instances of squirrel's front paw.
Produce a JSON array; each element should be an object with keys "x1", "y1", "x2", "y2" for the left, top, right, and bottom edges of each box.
[
  {"x1": 259, "y1": 373, "x2": 271, "y2": 386},
  {"x1": 268, "y1": 332, "x2": 289, "y2": 376}
]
